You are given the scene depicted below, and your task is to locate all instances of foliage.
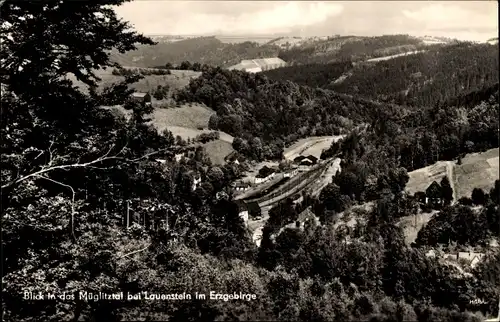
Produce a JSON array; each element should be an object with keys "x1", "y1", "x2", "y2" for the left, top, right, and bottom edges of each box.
[
  {"x1": 263, "y1": 61, "x2": 353, "y2": 88},
  {"x1": 415, "y1": 205, "x2": 495, "y2": 247},
  {"x1": 331, "y1": 42, "x2": 499, "y2": 107},
  {"x1": 177, "y1": 68, "x2": 406, "y2": 160}
]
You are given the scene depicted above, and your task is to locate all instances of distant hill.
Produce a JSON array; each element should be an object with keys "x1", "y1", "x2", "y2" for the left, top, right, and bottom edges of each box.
[
  {"x1": 110, "y1": 36, "x2": 281, "y2": 68},
  {"x1": 331, "y1": 42, "x2": 499, "y2": 106},
  {"x1": 262, "y1": 61, "x2": 353, "y2": 89},
  {"x1": 262, "y1": 42, "x2": 498, "y2": 108},
  {"x1": 277, "y1": 35, "x2": 432, "y2": 65},
  {"x1": 111, "y1": 34, "x2": 457, "y2": 69}
]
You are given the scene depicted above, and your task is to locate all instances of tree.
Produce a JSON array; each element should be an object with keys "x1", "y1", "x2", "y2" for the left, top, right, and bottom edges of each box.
[
  {"x1": 207, "y1": 166, "x2": 224, "y2": 190},
  {"x1": 472, "y1": 188, "x2": 486, "y2": 205},
  {"x1": 1, "y1": 1, "x2": 154, "y2": 100},
  {"x1": 0, "y1": 2, "x2": 183, "y2": 320},
  {"x1": 440, "y1": 176, "x2": 454, "y2": 206},
  {"x1": 208, "y1": 114, "x2": 220, "y2": 130},
  {"x1": 179, "y1": 61, "x2": 192, "y2": 70},
  {"x1": 490, "y1": 180, "x2": 499, "y2": 205}
]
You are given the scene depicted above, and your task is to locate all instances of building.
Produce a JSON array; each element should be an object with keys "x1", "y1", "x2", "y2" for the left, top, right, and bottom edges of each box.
[
  {"x1": 414, "y1": 191, "x2": 427, "y2": 204},
  {"x1": 271, "y1": 207, "x2": 320, "y2": 241},
  {"x1": 234, "y1": 181, "x2": 251, "y2": 192},
  {"x1": 284, "y1": 168, "x2": 298, "y2": 178},
  {"x1": 293, "y1": 155, "x2": 307, "y2": 164},
  {"x1": 425, "y1": 181, "x2": 443, "y2": 206},
  {"x1": 234, "y1": 200, "x2": 262, "y2": 225},
  {"x1": 294, "y1": 155, "x2": 318, "y2": 170},
  {"x1": 224, "y1": 151, "x2": 244, "y2": 164},
  {"x1": 255, "y1": 166, "x2": 275, "y2": 184},
  {"x1": 298, "y1": 159, "x2": 314, "y2": 171},
  {"x1": 227, "y1": 57, "x2": 287, "y2": 73},
  {"x1": 186, "y1": 170, "x2": 202, "y2": 191},
  {"x1": 457, "y1": 252, "x2": 485, "y2": 268},
  {"x1": 305, "y1": 155, "x2": 318, "y2": 164},
  {"x1": 131, "y1": 92, "x2": 151, "y2": 104},
  {"x1": 295, "y1": 207, "x2": 320, "y2": 230}
]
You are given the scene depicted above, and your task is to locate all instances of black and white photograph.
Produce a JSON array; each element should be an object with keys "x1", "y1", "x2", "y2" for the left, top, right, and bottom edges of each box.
[{"x1": 1, "y1": 0, "x2": 499, "y2": 320}]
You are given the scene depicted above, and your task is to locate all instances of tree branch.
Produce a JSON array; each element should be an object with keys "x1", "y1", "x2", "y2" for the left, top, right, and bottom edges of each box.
[
  {"x1": 117, "y1": 244, "x2": 151, "y2": 259},
  {"x1": 1, "y1": 144, "x2": 126, "y2": 189}
]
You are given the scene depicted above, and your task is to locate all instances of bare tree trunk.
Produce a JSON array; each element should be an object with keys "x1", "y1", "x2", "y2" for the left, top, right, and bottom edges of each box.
[{"x1": 126, "y1": 200, "x2": 130, "y2": 228}]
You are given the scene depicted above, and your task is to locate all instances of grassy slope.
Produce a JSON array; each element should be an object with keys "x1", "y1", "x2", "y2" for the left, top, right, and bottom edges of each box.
[
  {"x1": 454, "y1": 148, "x2": 499, "y2": 199},
  {"x1": 406, "y1": 148, "x2": 499, "y2": 199},
  {"x1": 111, "y1": 103, "x2": 235, "y2": 164},
  {"x1": 283, "y1": 136, "x2": 345, "y2": 160}
]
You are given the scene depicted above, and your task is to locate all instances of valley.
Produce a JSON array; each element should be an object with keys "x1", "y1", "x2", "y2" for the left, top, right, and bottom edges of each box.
[{"x1": 3, "y1": 2, "x2": 499, "y2": 320}]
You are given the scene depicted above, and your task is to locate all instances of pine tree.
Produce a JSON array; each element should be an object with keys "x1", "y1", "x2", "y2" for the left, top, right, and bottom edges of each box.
[{"x1": 440, "y1": 176, "x2": 454, "y2": 206}]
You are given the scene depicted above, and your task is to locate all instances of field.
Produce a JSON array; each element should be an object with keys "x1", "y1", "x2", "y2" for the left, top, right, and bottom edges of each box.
[
  {"x1": 153, "y1": 105, "x2": 235, "y2": 164},
  {"x1": 203, "y1": 140, "x2": 235, "y2": 165},
  {"x1": 283, "y1": 135, "x2": 345, "y2": 160},
  {"x1": 406, "y1": 148, "x2": 499, "y2": 200},
  {"x1": 104, "y1": 103, "x2": 235, "y2": 164},
  {"x1": 150, "y1": 104, "x2": 214, "y2": 132},
  {"x1": 406, "y1": 161, "x2": 451, "y2": 196},
  {"x1": 454, "y1": 148, "x2": 499, "y2": 199}
]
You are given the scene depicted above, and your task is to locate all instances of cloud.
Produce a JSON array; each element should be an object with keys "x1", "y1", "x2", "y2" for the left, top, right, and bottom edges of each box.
[
  {"x1": 115, "y1": 1, "x2": 343, "y2": 35},
  {"x1": 114, "y1": 1, "x2": 498, "y2": 41},
  {"x1": 402, "y1": 3, "x2": 497, "y2": 30},
  {"x1": 400, "y1": 2, "x2": 498, "y2": 40}
]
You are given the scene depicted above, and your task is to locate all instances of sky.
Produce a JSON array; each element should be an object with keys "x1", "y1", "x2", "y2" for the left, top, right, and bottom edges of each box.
[{"x1": 114, "y1": 1, "x2": 499, "y2": 42}]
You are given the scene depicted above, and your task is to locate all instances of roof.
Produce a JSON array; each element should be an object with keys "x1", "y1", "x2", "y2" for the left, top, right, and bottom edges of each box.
[
  {"x1": 247, "y1": 201, "x2": 261, "y2": 213},
  {"x1": 297, "y1": 207, "x2": 317, "y2": 223},
  {"x1": 132, "y1": 92, "x2": 147, "y2": 98},
  {"x1": 458, "y1": 252, "x2": 485, "y2": 261},
  {"x1": 235, "y1": 181, "x2": 250, "y2": 188},
  {"x1": 224, "y1": 151, "x2": 238, "y2": 161},
  {"x1": 426, "y1": 181, "x2": 442, "y2": 198},
  {"x1": 228, "y1": 61, "x2": 260, "y2": 71},
  {"x1": 234, "y1": 199, "x2": 247, "y2": 211},
  {"x1": 186, "y1": 170, "x2": 201, "y2": 178},
  {"x1": 294, "y1": 155, "x2": 307, "y2": 162},
  {"x1": 256, "y1": 166, "x2": 275, "y2": 178},
  {"x1": 306, "y1": 155, "x2": 318, "y2": 162}
]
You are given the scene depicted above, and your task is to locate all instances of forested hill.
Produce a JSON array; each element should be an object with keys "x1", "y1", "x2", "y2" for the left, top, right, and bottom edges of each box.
[
  {"x1": 331, "y1": 42, "x2": 499, "y2": 107},
  {"x1": 110, "y1": 36, "x2": 281, "y2": 68},
  {"x1": 111, "y1": 34, "x2": 447, "y2": 68},
  {"x1": 176, "y1": 68, "x2": 407, "y2": 160},
  {"x1": 324, "y1": 83, "x2": 498, "y2": 185},
  {"x1": 277, "y1": 34, "x2": 433, "y2": 64},
  {"x1": 262, "y1": 42, "x2": 499, "y2": 107},
  {"x1": 262, "y1": 61, "x2": 354, "y2": 89}
]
